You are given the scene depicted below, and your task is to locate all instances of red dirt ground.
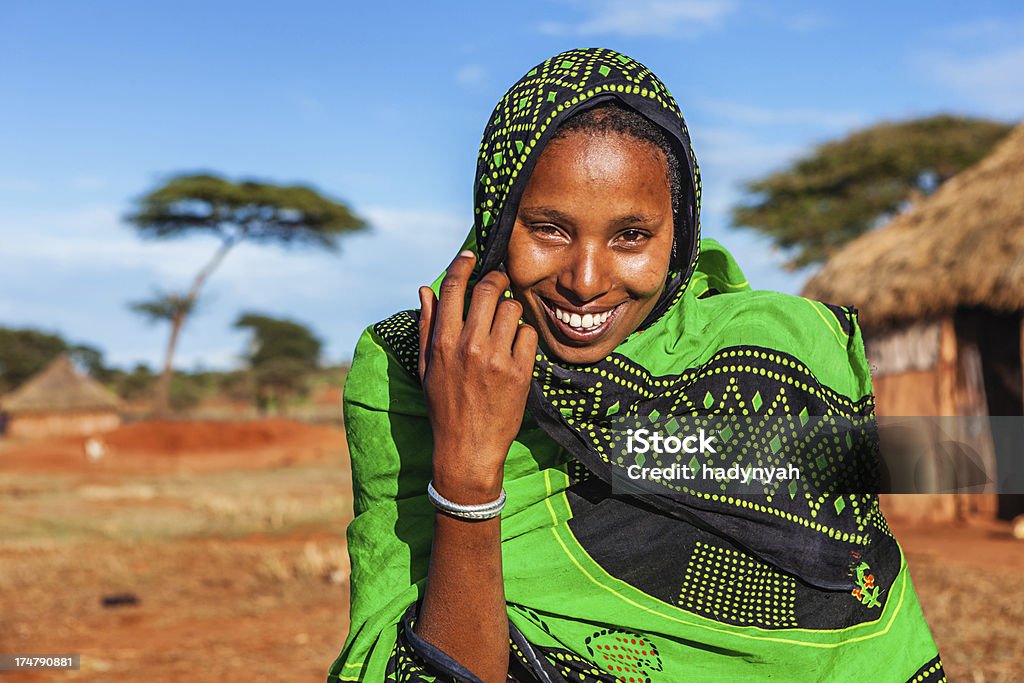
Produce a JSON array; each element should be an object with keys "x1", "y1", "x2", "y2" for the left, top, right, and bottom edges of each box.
[
  {"x1": 0, "y1": 419, "x2": 343, "y2": 477},
  {"x1": 1, "y1": 419, "x2": 351, "y2": 682},
  {"x1": 1, "y1": 419, "x2": 1022, "y2": 681}
]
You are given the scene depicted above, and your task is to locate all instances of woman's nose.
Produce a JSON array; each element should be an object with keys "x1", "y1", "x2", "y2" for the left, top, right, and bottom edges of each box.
[{"x1": 558, "y1": 243, "x2": 611, "y2": 303}]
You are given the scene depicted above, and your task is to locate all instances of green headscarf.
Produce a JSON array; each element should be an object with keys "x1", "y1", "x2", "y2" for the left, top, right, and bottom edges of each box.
[{"x1": 329, "y1": 48, "x2": 943, "y2": 683}]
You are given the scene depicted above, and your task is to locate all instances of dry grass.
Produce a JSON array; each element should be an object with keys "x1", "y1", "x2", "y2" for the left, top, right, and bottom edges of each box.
[
  {"x1": 0, "y1": 536, "x2": 351, "y2": 682},
  {"x1": 910, "y1": 557, "x2": 1024, "y2": 682},
  {"x1": 0, "y1": 465, "x2": 350, "y2": 546},
  {"x1": 0, "y1": 425, "x2": 354, "y2": 682},
  {"x1": 257, "y1": 540, "x2": 349, "y2": 584}
]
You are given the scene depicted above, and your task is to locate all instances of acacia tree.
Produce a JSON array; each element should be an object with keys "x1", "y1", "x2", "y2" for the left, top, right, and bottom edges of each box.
[
  {"x1": 731, "y1": 115, "x2": 1013, "y2": 270},
  {"x1": 125, "y1": 174, "x2": 367, "y2": 413},
  {"x1": 234, "y1": 312, "x2": 322, "y2": 414}
]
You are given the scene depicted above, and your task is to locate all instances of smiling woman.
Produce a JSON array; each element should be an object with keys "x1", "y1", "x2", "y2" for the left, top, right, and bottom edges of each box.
[
  {"x1": 507, "y1": 104, "x2": 677, "y2": 364},
  {"x1": 328, "y1": 48, "x2": 944, "y2": 683}
]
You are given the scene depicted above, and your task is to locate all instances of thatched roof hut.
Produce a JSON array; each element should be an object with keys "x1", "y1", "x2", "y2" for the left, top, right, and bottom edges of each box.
[
  {"x1": 0, "y1": 354, "x2": 122, "y2": 439},
  {"x1": 803, "y1": 122, "x2": 1024, "y2": 525},
  {"x1": 804, "y1": 122, "x2": 1024, "y2": 329}
]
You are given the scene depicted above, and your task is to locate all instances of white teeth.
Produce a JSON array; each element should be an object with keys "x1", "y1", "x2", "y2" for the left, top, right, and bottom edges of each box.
[{"x1": 552, "y1": 305, "x2": 615, "y2": 330}]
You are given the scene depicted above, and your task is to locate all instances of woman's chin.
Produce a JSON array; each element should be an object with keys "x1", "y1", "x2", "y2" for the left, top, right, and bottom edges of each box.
[{"x1": 538, "y1": 332, "x2": 617, "y2": 365}]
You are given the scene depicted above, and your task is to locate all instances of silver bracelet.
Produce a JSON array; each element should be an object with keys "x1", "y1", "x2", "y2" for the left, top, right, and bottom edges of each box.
[{"x1": 427, "y1": 480, "x2": 506, "y2": 520}]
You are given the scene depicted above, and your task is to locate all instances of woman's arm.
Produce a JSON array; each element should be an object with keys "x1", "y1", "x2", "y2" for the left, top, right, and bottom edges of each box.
[
  {"x1": 415, "y1": 484, "x2": 507, "y2": 682},
  {"x1": 412, "y1": 251, "x2": 537, "y2": 683}
]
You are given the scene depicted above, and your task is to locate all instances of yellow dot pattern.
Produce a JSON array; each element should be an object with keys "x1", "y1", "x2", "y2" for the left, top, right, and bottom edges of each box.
[
  {"x1": 679, "y1": 541, "x2": 797, "y2": 628},
  {"x1": 907, "y1": 656, "x2": 947, "y2": 682},
  {"x1": 374, "y1": 310, "x2": 421, "y2": 378}
]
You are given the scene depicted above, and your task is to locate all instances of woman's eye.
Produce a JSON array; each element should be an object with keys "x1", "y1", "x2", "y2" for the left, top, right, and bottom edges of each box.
[
  {"x1": 529, "y1": 224, "x2": 562, "y2": 237},
  {"x1": 619, "y1": 229, "x2": 649, "y2": 244}
]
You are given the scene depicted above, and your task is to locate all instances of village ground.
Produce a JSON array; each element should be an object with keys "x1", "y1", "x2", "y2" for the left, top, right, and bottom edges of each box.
[{"x1": 0, "y1": 419, "x2": 1022, "y2": 682}]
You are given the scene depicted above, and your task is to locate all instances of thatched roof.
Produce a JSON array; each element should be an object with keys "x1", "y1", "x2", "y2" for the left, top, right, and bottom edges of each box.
[
  {"x1": 803, "y1": 122, "x2": 1024, "y2": 328},
  {"x1": 0, "y1": 354, "x2": 122, "y2": 414}
]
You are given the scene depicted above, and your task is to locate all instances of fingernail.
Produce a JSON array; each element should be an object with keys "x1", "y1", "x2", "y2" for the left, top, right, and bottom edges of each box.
[{"x1": 459, "y1": 249, "x2": 475, "y2": 259}]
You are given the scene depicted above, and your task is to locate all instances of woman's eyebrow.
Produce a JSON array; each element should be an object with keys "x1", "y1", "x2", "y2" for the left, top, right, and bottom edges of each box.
[
  {"x1": 518, "y1": 206, "x2": 575, "y2": 223},
  {"x1": 612, "y1": 212, "x2": 662, "y2": 225},
  {"x1": 519, "y1": 207, "x2": 663, "y2": 225}
]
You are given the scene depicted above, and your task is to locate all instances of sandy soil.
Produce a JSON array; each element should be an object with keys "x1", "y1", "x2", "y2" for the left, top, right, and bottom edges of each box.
[
  {"x1": 0, "y1": 420, "x2": 351, "y2": 683},
  {"x1": 0, "y1": 419, "x2": 1021, "y2": 682},
  {"x1": 886, "y1": 517, "x2": 1024, "y2": 681}
]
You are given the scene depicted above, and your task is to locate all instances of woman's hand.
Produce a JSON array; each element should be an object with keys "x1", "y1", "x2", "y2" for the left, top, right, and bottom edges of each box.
[
  {"x1": 415, "y1": 251, "x2": 534, "y2": 681},
  {"x1": 418, "y1": 250, "x2": 538, "y2": 503}
]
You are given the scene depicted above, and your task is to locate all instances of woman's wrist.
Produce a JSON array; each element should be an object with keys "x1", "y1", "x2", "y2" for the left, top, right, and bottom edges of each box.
[
  {"x1": 431, "y1": 443, "x2": 507, "y2": 504},
  {"x1": 430, "y1": 471, "x2": 505, "y2": 505}
]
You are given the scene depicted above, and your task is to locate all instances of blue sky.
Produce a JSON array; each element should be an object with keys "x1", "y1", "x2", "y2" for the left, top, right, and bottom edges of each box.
[{"x1": 2, "y1": 1, "x2": 1022, "y2": 370}]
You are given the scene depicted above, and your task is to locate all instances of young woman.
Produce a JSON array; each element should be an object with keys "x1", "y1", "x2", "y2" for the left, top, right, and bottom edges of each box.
[{"x1": 328, "y1": 48, "x2": 943, "y2": 683}]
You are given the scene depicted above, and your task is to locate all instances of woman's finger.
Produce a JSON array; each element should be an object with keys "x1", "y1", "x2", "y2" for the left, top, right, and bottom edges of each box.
[
  {"x1": 463, "y1": 270, "x2": 509, "y2": 344},
  {"x1": 511, "y1": 322, "x2": 539, "y2": 374},
  {"x1": 490, "y1": 297, "x2": 524, "y2": 352},
  {"x1": 434, "y1": 250, "x2": 476, "y2": 342},
  {"x1": 417, "y1": 286, "x2": 437, "y2": 382}
]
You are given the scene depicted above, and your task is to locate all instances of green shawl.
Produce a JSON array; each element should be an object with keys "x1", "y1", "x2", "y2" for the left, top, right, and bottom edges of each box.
[{"x1": 329, "y1": 48, "x2": 943, "y2": 683}]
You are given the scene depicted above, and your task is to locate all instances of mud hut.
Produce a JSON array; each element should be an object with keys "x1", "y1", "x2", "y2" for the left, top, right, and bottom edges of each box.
[
  {"x1": 804, "y1": 122, "x2": 1024, "y2": 524},
  {"x1": 0, "y1": 354, "x2": 123, "y2": 439}
]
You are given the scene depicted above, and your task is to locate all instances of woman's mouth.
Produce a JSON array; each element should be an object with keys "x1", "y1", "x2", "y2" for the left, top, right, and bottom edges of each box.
[{"x1": 538, "y1": 297, "x2": 625, "y2": 344}]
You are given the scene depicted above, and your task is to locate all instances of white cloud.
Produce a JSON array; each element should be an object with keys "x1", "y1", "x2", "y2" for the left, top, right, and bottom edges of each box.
[
  {"x1": 696, "y1": 97, "x2": 866, "y2": 129},
  {"x1": 928, "y1": 17, "x2": 1015, "y2": 42},
  {"x1": 539, "y1": 0, "x2": 737, "y2": 38},
  {"x1": 362, "y1": 206, "x2": 468, "y2": 245},
  {"x1": 455, "y1": 64, "x2": 487, "y2": 88},
  {"x1": 783, "y1": 13, "x2": 829, "y2": 33},
  {"x1": 696, "y1": 127, "x2": 802, "y2": 177},
  {"x1": 924, "y1": 45, "x2": 1024, "y2": 117},
  {"x1": 0, "y1": 202, "x2": 469, "y2": 298},
  {"x1": 0, "y1": 176, "x2": 43, "y2": 192},
  {"x1": 0, "y1": 204, "x2": 223, "y2": 282}
]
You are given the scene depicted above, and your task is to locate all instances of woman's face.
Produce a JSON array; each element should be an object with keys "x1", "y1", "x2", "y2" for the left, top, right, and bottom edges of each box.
[{"x1": 506, "y1": 130, "x2": 675, "y2": 365}]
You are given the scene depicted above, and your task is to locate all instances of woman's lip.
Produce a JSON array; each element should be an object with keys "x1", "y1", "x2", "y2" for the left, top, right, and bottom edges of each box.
[{"x1": 538, "y1": 297, "x2": 625, "y2": 344}]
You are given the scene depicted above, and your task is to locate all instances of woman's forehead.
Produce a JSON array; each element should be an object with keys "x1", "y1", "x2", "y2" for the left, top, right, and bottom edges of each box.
[{"x1": 525, "y1": 132, "x2": 671, "y2": 193}]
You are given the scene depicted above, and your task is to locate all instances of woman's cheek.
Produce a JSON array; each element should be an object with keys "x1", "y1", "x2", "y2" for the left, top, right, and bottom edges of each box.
[
  {"x1": 509, "y1": 246, "x2": 561, "y2": 287},
  {"x1": 621, "y1": 254, "x2": 670, "y2": 298}
]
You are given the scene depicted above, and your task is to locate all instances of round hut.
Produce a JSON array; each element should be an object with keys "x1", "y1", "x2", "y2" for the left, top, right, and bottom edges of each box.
[
  {"x1": 804, "y1": 122, "x2": 1024, "y2": 524},
  {"x1": 0, "y1": 353, "x2": 123, "y2": 439}
]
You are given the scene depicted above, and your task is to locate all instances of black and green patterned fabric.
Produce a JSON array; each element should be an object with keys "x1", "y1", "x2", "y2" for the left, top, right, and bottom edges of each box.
[{"x1": 328, "y1": 48, "x2": 944, "y2": 683}]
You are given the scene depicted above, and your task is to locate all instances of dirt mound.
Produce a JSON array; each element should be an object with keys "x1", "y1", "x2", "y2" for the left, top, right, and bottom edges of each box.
[
  {"x1": 105, "y1": 419, "x2": 312, "y2": 454},
  {"x1": 0, "y1": 418, "x2": 346, "y2": 475}
]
